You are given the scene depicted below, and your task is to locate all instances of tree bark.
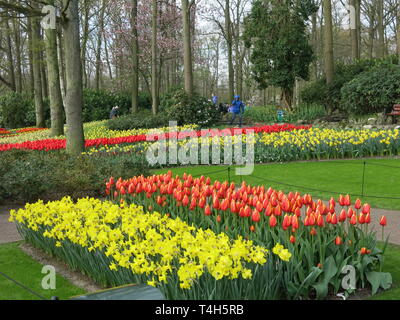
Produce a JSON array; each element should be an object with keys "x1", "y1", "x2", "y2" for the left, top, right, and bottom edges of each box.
[
  {"x1": 323, "y1": 0, "x2": 334, "y2": 84},
  {"x1": 62, "y1": 0, "x2": 85, "y2": 155},
  {"x1": 131, "y1": 0, "x2": 139, "y2": 113},
  {"x1": 182, "y1": 0, "x2": 194, "y2": 96},
  {"x1": 31, "y1": 7, "x2": 45, "y2": 127},
  {"x1": 13, "y1": 18, "x2": 23, "y2": 93},
  {"x1": 350, "y1": 0, "x2": 359, "y2": 60},
  {"x1": 45, "y1": 0, "x2": 64, "y2": 136},
  {"x1": 27, "y1": 17, "x2": 35, "y2": 98},
  {"x1": 95, "y1": 0, "x2": 106, "y2": 91},
  {"x1": 225, "y1": 0, "x2": 234, "y2": 101},
  {"x1": 81, "y1": 0, "x2": 90, "y2": 89},
  {"x1": 376, "y1": 0, "x2": 385, "y2": 58},
  {"x1": 151, "y1": 0, "x2": 159, "y2": 114},
  {"x1": 3, "y1": 15, "x2": 16, "y2": 91}
]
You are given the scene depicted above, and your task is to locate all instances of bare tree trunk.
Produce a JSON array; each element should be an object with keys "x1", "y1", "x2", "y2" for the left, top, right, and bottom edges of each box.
[
  {"x1": 151, "y1": 0, "x2": 159, "y2": 114},
  {"x1": 81, "y1": 0, "x2": 90, "y2": 89},
  {"x1": 397, "y1": 6, "x2": 400, "y2": 58},
  {"x1": 350, "y1": 0, "x2": 359, "y2": 60},
  {"x1": 182, "y1": 0, "x2": 194, "y2": 96},
  {"x1": 323, "y1": 0, "x2": 334, "y2": 84},
  {"x1": 311, "y1": 12, "x2": 318, "y2": 79},
  {"x1": 376, "y1": 0, "x2": 385, "y2": 58},
  {"x1": 13, "y1": 18, "x2": 23, "y2": 93},
  {"x1": 62, "y1": 0, "x2": 85, "y2": 155},
  {"x1": 27, "y1": 17, "x2": 35, "y2": 98},
  {"x1": 31, "y1": 8, "x2": 45, "y2": 127},
  {"x1": 45, "y1": 0, "x2": 64, "y2": 136},
  {"x1": 3, "y1": 16, "x2": 16, "y2": 91},
  {"x1": 131, "y1": 0, "x2": 139, "y2": 113},
  {"x1": 225, "y1": 0, "x2": 234, "y2": 101},
  {"x1": 57, "y1": 27, "x2": 67, "y2": 97},
  {"x1": 368, "y1": 3, "x2": 375, "y2": 59},
  {"x1": 95, "y1": 0, "x2": 106, "y2": 91}
]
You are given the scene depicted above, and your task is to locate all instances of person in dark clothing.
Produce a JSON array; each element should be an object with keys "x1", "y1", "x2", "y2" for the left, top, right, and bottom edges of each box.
[
  {"x1": 110, "y1": 106, "x2": 119, "y2": 119},
  {"x1": 229, "y1": 95, "x2": 245, "y2": 127}
]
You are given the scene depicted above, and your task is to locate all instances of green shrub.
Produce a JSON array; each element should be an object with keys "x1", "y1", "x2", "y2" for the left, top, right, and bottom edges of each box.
[
  {"x1": 301, "y1": 56, "x2": 399, "y2": 112},
  {"x1": 163, "y1": 89, "x2": 220, "y2": 126},
  {"x1": 341, "y1": 63, "x2": 400, "y2": 114},
  {"x1": 0, "y1": 92, "x2": 37, "y2": 129},
  {"x1": 0, "y1": 150, "x2": 150, "y2": 203},
  {"x1": 107, "y1": 111, "x2": 169, "y2": 130},
  {"x1": 244, "y1": 104, "x2": 326, "y2": 123}
]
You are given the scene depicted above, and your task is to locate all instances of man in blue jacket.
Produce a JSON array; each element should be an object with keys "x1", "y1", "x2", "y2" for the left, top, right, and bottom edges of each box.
[{"x1": 229, "y1": 95, "x2": 245, "y2": 127}]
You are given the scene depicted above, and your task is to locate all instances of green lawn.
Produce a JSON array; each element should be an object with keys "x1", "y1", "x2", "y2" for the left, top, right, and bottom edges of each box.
[
  {"x1": 371, "y1": 243, "x2": 400, "y2": 300},
  {"x1": 153, "y1": 158, "x2": 400, "y2": 210},
  {"x1": 0, "y1": 242, "x2": 85, "y2": 300}
]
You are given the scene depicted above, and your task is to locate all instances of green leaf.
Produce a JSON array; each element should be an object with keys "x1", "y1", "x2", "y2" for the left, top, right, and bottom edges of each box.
[
  {"x1": 312, "y1": 255, "x2": 338, "y2": 300},
  {"x1": 366, "y1": 272, "x2": 392, "y2": 296}
]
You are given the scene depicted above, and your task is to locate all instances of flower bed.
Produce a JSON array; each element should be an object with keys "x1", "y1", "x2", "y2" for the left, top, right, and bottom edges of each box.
[
  {"x1": 10, "y1": 197, "x2": 290, "y2": 300},
  {"x1": 0, "y1": 124, "x2": 310, "y2": 152},
  {"x1": 106, "y1": 172, "x2": 392, "y2": 299}
]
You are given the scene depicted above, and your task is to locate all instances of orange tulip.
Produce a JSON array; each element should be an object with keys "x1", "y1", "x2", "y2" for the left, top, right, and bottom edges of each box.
[
  {"x1": 354, "y1": 199, "x2": 361, "y2": 210},
  {"x1": 290, "y1": 235, "x2": 296, "y2": 244},
  {"x1": 310, "y1": 227, "x2": 317, "y2": 236},
  {"x1": 339, "y1": 209, "x2": 347, "y2": 222},
  {"x1": 335, "y1": 236, "x2": 342, "y2": 245},
  {"x1": 250, "y1": 225, "x2": 256, "y2": 232},
  {"x1": 204, "y1": 205, "x2": 212, "y2": 216},
  {"x1": 216, "y1": 215, "x2": 221, "y2": 223},
  {"x1": 331, "y1": 213, "x2": 338, "y2": 225}
]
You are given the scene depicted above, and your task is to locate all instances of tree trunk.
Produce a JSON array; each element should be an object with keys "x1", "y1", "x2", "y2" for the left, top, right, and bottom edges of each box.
[
  {"x1": 225, "y1": 0, "x2": 234, "y2": 101},
  {"x1": 323, "y1": 0, "x2": 334, "y2": 84},
  {"x1": 27, "y1": 17, "x2": 35, "y2": 98},
  {"x1": 31, "y1": 10, "x2": 45, "y2": 127},
  {"x1": 376, "y1": 0, "x2": 385, "y2": 58},
  {"x1": 4, "y1": 16, "x2": 16, "y2": 91},
  {"x1": 57, "y1": 26, "x2": 67, "y2": 97},
  {"x1": 95, "y1": 0, "x2": 106, "y2": 91},
  {"x1": 62, "y1": 0, "x2": 85, "y2": 155},
  {"x1": 368, "y1": 3, "x2": 375, "y2": 59},
  {"x1": 281, "y1": 88, "x2": 293, "y2": 111},
  {"x1": 397, "y1": 6, "x2": 400, "y2": 58},
  {"x1": 81, "y1": 0, "x2": 90, "y2": 89},
  {"x1": 45, "y1": 0, "x2": 64, "y2": 137},
  {"x1": 13, "y1": 18, "x2": 23, "y2": 93},
  {"x1": 131, "y1": 0, "x2": 139, "y2": 113},
  {"x1": 311, "y1": 12, "x2": 318, "y2": 79},
  {"x1": 350, "y1": 0, "x2": 359, "y2": 60},
  {"x1": 182, "y1": 0, "x2": 194, "y2": 96},
  {"x1": 151, "y1": 0, "x2": 159, "y2": 114}
]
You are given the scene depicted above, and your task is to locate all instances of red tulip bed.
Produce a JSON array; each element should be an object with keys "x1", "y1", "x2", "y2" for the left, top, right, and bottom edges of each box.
[
  {"x1": 0, "y1": 124, "x2": 310, "y2": 152},
  {"x1": 0, "y1": 127, "x2": 46, "y2": 139},
  {"x1": 106, "y1": 172, "x2": 392, "y2": 299}
]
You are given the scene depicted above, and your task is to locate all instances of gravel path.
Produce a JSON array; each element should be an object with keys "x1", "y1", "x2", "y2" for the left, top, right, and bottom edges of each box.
[{"x1": 1, "y1": 204, "x2": 399, "y2": 244}]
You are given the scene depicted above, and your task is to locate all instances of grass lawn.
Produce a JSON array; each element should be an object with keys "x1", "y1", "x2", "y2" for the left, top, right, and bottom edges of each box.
[
  {"x1": 0, "y1": 242, "x2": 85, "y2": 300},
  {"x1": 153, "y1": 158, "x2": 400, "y2": 210},
  {"x1": 371, "y1": 243, "x2": 400, "y2": 300}
]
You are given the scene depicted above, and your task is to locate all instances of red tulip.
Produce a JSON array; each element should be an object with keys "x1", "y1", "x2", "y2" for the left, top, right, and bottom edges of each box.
[
  {"x1": 347, "y1": 207, "x2": 355, "y2": 219},
  {"x1": 244, "y1": 205, "x2": 251, "y2": 218},
  {"x1": 350, "y1": 214, "x2": 357, "y2": 225},
  {"x1": 339, "y1": 195, "x2": 345, "y2": 206},
  {"x1": 269, "y1": 215, "x2": 277, "y2": 227},
  {"x1": 339, "y1": 209, "x2": 347, "y2": 222},
  {"x1": 360, "y1": 247, "x2": 368, "y2": 255},
  {"x1": 365, "y1": 213, "x2": 371, "y2": 224},
  {"x1": 358, "y1": 213, "x2": 365, "y2": 224},
  {"x1": 380, "y1": 216, "x2": 387, "y2": 227},
  {"x1": 212, "y1": 197, "x2": 220, "y2": 210},
  {"x1": 310, "y1": 227, "x2": 317, "y2": 236},
  {"x1": 290, "y1": 235, "x2": 296, "y2": 244},
  {"x1": 335, "y1": 236, "x2": 342, "y2": 245},
  {"x1": 354, "y1": 199, "x2": 361, "y2": 210},
  {"x1": 216, "y1": 215, "x2": 221, "y2": 223},
  {"x1": 182, "y1": 195, "x2": 189, "y2": 206},
  {"x1": 362, "y1": 204, "x2": 371, "y2": 215},
  {"x1": 204, "y1": 205, "x2": 212, "y2": 216},
  {"x1": 344, "y1": 194, "x2": 351, "y2": 206},
  {"x1": 331, "y1": 213, "x2": 338, "y2": 225},
  {"x1": 252, "y1": 209, "x2": 261, "y2": 223},
  {"x1": 291, "y1": 216, "x2": 299, "y2": 229},
  {"x1": 265, "y1": 203, "x2": 273, "y2": 216}
]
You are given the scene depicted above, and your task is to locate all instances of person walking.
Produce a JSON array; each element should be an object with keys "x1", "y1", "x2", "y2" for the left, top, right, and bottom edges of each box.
[
  {"x1": 110, "y1": 106, "x2": 119, "y2": 119},
  {"x1": 229, "y1": 95, "x2": 245, "y2": 127}
]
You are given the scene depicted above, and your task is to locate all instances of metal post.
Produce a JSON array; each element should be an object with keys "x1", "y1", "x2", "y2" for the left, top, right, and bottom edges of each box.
[{"x1": 361, "y1": 161, "x2": 366, "y2": 196}]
